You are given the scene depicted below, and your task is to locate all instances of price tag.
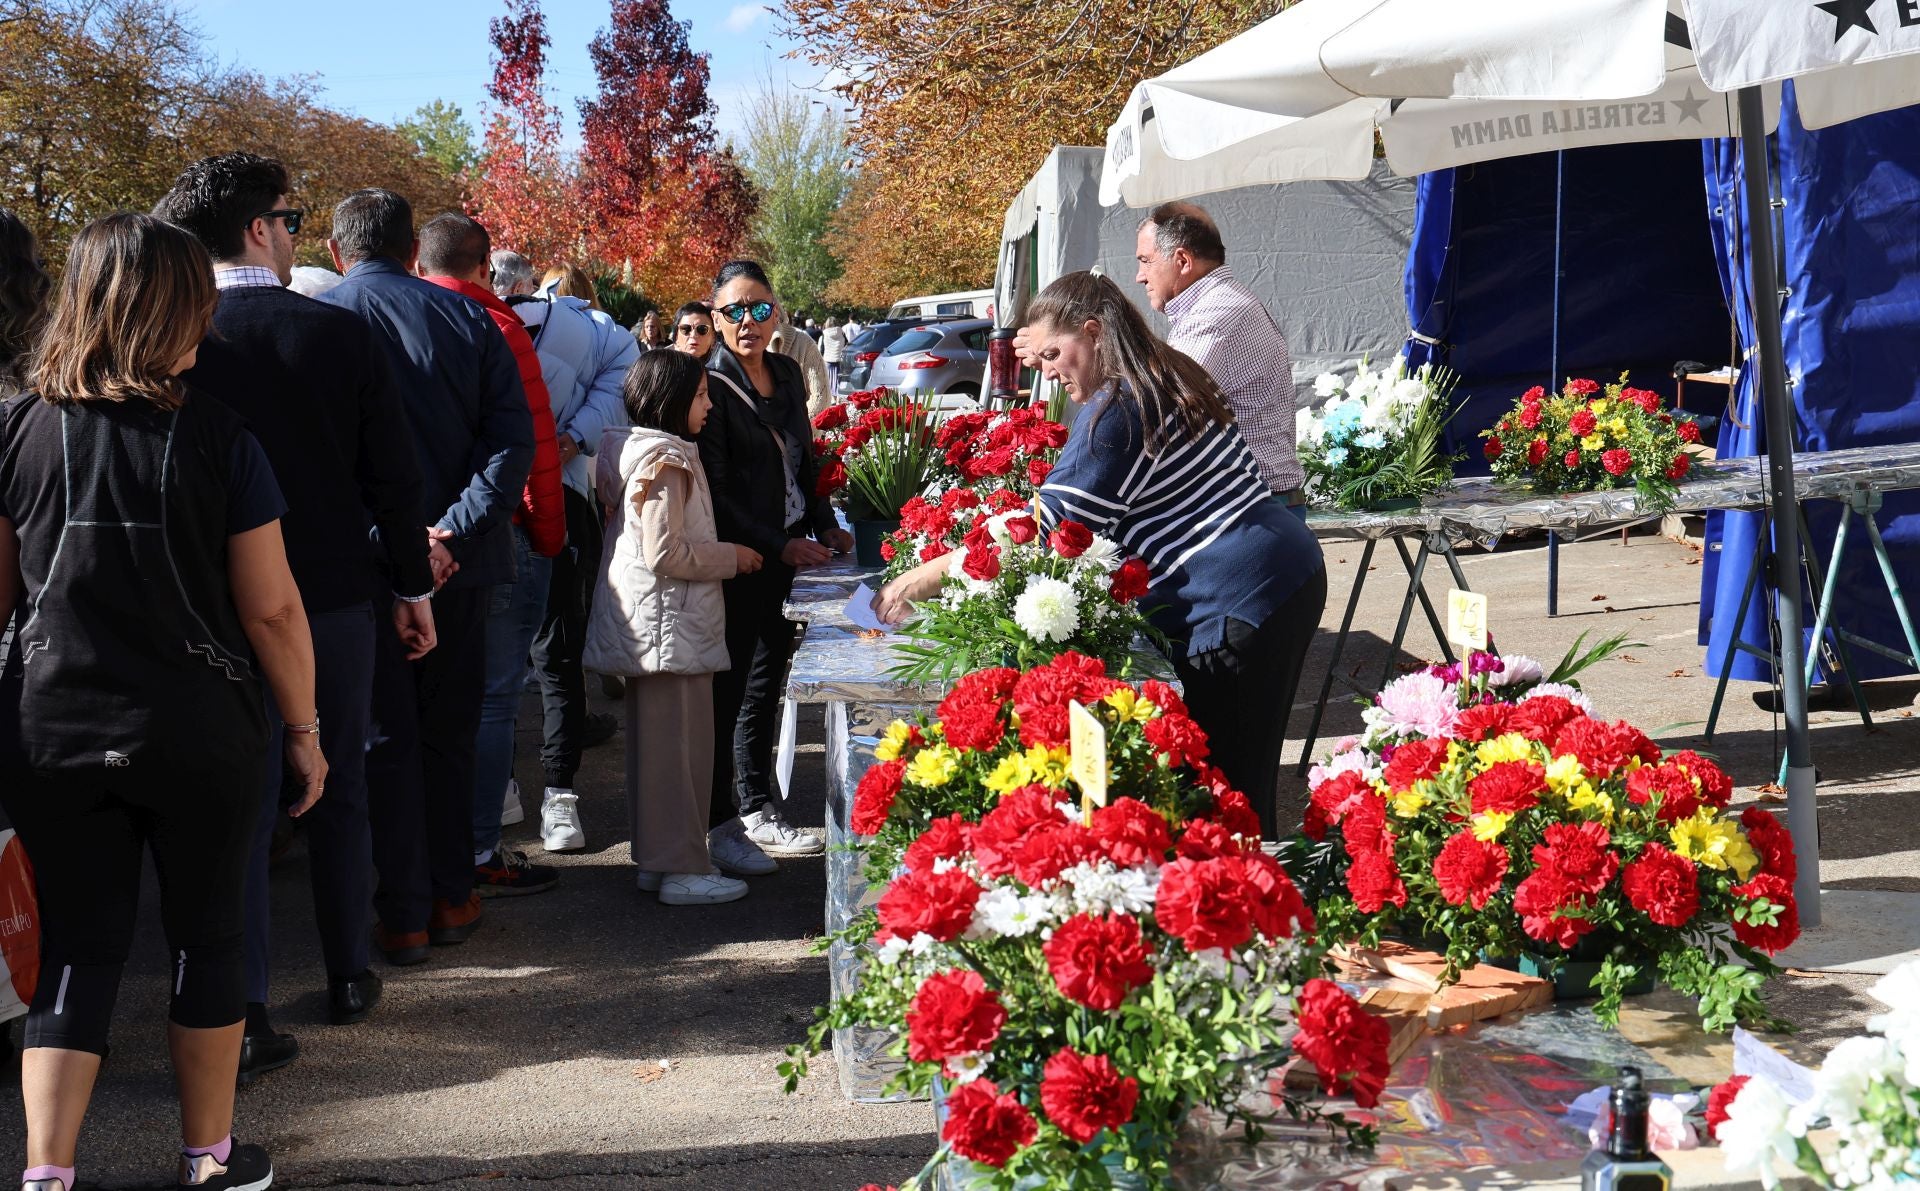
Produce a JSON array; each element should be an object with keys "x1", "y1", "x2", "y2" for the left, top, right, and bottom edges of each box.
[
  {"x1": 1447, "y1": 588, "x2": 1489, "y2": 652},
  {"x1": 1068, "y1": 700, "x2": 1109, "y2": 822}
]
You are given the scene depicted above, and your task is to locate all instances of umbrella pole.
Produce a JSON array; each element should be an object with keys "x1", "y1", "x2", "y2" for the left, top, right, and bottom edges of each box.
[{"x1": 1736, "y1": 85, "x2": 1821, "y2": 927}]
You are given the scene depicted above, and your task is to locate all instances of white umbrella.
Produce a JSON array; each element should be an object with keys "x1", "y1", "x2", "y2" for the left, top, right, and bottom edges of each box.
[{"x1": 1103, "y1": 0, "x2": 1920, "y2": 927}]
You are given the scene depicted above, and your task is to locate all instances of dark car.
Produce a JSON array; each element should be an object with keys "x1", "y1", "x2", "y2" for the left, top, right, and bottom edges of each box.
[{"x1": 839, "y1": 315, "x2": 964, "y2": 393}]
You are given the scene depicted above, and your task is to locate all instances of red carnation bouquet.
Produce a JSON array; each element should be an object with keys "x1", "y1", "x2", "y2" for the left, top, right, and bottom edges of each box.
[
  {"x1": 878, "y1": 486, "x2": 1028, "y2": 581},
  {"x1": 1480, "y1": 375, "x2": 1704, "y2": 511},
  {"x1": 931, "y1": 405, "x2": 1068, "y2": 495},
  {"x1": 785, "y1": 706, "x2": 1384, "y2": 1185},
  {"x1": 1293, "y1": 641, "x2": 1797, "y2": 1029}
]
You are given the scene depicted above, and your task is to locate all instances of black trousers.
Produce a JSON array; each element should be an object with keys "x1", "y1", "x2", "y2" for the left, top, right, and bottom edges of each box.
[
  {"x1": 2, "y1": 763, "x2": 258, "y2": 1053},
  {"x1": 710, "y1": 561, "x2": 799, "y2": 828},
  {"x1": 1170, "y1": 567, "x2": 1328, "y2": 840},
  {"x1": 532, "y1": 488, "x2": 603, "y2": 790},
  {"x1": 244, "y1": 603, "x2": 376, "y2": 1000},
  {"x1": 367, "y1": 584, "x2": 487, "y2": 934}
]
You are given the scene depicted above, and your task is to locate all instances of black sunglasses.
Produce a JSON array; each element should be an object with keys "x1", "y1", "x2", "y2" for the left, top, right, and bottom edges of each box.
[
  {"x1": 255, "y1": 208, "x2": 305, "y2": 235},
  {"x1": 677, "y1": 323, "x2": 713, "y2": 336},
  {"x1": 716, "y1": 300, "x2": 775, "y2": 325}
]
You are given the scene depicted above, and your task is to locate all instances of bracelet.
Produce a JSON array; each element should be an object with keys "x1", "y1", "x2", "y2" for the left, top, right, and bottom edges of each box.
[{"x1": 284, "y1": 718, "x2": 321, "y2": 735}]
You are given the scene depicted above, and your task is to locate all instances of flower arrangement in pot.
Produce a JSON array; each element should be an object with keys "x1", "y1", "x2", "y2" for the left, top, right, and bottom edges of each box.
[
  {"x1": 1480, "y1": 376, "x2": 1704, "y2": 511},
  {"x1": 1296, "y1": 355, "x2": 1461, "y2": 512},
  {"x1": 886, "y1": 507, "x2": 1156, "y2": 683},
  {"x1": 1289, "y1": 636, "x2": 1800, "y2": 1030},
  {"x1": 784, "y1": 664, "x2": 1386, "y2": 1187},
  {"x1": 878, "y1": 487, "x2": 1030, "y2": 583},
  {"x1": 823, "y1": 388, "x2": 944, "y2": 566},
  {"x1": 932, "y1": 405, "x2": 1068, "y2": 496}
]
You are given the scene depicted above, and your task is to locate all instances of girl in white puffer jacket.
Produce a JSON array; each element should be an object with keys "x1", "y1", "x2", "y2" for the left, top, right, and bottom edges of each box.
[{"x1": 585, "y1": 351, "x2": 763, "y2": 905}]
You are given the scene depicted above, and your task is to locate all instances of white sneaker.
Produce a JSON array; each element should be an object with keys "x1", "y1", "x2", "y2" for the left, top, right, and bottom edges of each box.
[
  {"x1": 658, "y1": 871, "x2": 748, "y2": 905},
  {"x1": 636, "y1": 869, "x2": 662, "y2": 892},
  {"x1": 707, "y1": 820, "x2": 779, "y2": 876},
  {"x1": 501, "y1": 778, "x2": 524, "y2": 827},
  {"x1": 741, "y1": 807, "x2": 825, "y2": 856},
  {"x1": 541, "y1": 788, "x2": 585, "y2": 852}
]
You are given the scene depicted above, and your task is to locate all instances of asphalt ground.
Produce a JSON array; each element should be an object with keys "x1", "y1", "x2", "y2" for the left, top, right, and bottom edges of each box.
[{"x1": 3, "y1": 526, "x2": 1914, "y2": 1188}]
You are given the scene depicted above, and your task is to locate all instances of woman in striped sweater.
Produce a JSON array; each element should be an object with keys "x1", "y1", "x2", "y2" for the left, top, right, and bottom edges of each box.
[{"x1": 877, "y1": 271, "x2": 1325, "y2": 837}]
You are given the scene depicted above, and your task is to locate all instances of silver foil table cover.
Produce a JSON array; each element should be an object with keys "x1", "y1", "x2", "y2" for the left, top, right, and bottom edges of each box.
[{"x1": 930, "y1": 1001, "x2": 1691, "y2": 1190}]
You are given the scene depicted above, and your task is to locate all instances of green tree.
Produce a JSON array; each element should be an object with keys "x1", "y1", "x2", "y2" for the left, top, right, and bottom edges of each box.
[
  {"x1": 396, "y1": 99, "x2": 477, "y2": 177},
  {"x1": 737, "y1": 79, "x2": 849, "y2": 314}
]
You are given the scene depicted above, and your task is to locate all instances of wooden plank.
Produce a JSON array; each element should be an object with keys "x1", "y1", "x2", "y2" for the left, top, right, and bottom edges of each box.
[{"x1": 1425, "y1": 965, "x2": 1554, "y2": 1031}]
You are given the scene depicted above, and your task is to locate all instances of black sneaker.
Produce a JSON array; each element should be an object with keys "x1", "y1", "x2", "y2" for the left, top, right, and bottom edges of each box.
[
  {"x1": 581, "y1": 711, "x2": 619, "y2": 749},
  {"x1": 178, "y1": 1141, "x2": 272, "y2": 1190},
  {"x1": 474, "y1": 848, "x2": 559, "y2": 897}
]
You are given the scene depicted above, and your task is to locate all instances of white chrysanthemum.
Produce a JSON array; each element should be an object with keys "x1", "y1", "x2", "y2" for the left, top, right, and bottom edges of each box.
[
  {"x1": 1717, "y1": 1077, "x2": 1800, "y2": 1188},
  {"x1": 1013, "y1": 575, "x2": 1081, "y2": 643},
  {"x1": 1078, "y1": 535, "x2": 1122, "y2": 573},
  {"x1": 1061, "y1": 861, "x2": 1158, "y2": 916},
  {"x1": 970, "y1": 886, "x2": 1055, "y2": 938},
  {"x1": 1391, "y1": 376, "x2": 1429, "y2": 408},
  {"x1": 1488, "y1": 654, "x2": 1545, "y2": 687},
  {"x1": 1522, "y1": 682, "x2": 1595, "y2": 713},
  {"x1": 946, "y1": 1051, "x2": 993, "y2": 1084},
  {"x1": 1313, "y1": 372, "x2": 1344, "y2": 399},
  {"x1": 1814, "y1": 1037, "x2": 1905, "y2": 1126}
]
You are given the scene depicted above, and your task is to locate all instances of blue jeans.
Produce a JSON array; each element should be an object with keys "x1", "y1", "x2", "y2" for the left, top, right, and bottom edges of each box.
[{"x1": 473, "y1": 526, "x2": 553, "y2": 856}]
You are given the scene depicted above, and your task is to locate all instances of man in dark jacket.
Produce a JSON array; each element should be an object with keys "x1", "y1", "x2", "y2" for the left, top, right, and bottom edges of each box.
[
  {"x1": 157, "y1": 153, "x2": 435, "y2": 1081},
  {"x1": 320, "y1": 189, "x2": 534, "y2": 965}
]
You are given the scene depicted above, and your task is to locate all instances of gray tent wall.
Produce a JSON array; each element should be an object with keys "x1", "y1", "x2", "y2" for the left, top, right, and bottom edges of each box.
[{"x1": 996, "y1": 146, "x2": 1418, "y2": 409}]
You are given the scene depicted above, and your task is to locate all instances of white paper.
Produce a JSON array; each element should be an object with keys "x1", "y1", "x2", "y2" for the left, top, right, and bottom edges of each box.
[
  {"x1": 774, "y1": 696, "x2": 798, "y2": 800},
  {"x1": 1734, "y1": 1026, "x2": 1818, "y2": 1105},
  {"x1": 844, "y1": 584, "x2": 890, "y2": 633}
]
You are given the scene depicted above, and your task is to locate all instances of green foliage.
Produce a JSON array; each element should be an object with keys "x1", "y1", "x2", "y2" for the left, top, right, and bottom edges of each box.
[
  {"x1": 843, "y1": 398, "x2": 942, "y2": 520},
  {"x1": 397, "y1": 100, "x2": 478, "y2": 177},
  {"x1": 736, "y1": 79, "x2": 851, "y2": 313},
  {"x1": 592, "y1": 274, "x2": 651, "y2": 330}
]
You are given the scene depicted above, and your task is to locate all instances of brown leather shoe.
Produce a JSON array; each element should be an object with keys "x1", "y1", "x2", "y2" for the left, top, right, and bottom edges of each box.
[
  {"x1": 374, "y1": 926, "x2": 430, "y2": 966},
  {"x1": 428, "y1": 894, "x2": 482, "y2": 945}
]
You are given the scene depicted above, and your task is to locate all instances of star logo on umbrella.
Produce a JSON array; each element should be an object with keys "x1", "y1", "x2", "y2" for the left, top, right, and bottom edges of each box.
[
  {"x1": 1671, "y1": 88, "x2": 1708, "y2": 123},
  {"x1": 1814, "y1": 0, "x2": 1878, "y2": 40}
]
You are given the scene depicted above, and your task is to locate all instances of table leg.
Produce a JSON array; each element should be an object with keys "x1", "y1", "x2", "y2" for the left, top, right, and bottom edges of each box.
[
  {"x1": 1378, "y1": 537, "x2": 1434, "y2": 694},
  {"x1": 1705, "y1": 531, "x2": 1768, "y2": 745},
  {"x1": 1548, "y1": 530, "x2": 1560, "y2": 618},
  {"x1": 1396, "y1": 534, "x2": 1454, "y2": 664},
  {"x1": 1297, "y1": 537, "x2": 1377, "y2": 777},
  {"x1": 1863, "y1": 502, "x2": 1920, "y2": 670},
  {"x1": 1794, "y1": 506, "x2": 1874, "y2": 734}
]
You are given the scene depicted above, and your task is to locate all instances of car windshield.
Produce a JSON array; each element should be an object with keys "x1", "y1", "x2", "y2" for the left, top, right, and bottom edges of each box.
[{"x1": 885, "y1": 330, "x2": 944, "y2": 356}]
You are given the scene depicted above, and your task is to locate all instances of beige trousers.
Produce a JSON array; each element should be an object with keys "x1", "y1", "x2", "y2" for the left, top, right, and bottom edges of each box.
[{"x1": 625, "y1": 674, "x2": 716, "y2": 875}]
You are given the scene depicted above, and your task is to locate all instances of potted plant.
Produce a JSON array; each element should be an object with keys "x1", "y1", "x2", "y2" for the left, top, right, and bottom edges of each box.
[
  {"x1": 1290, "y1": 638, "x2": 1800, "y2": 1030},
  {"x1": 1296, "y1": 355, "x2": 1461, "y2": 511},
  {"x1": 837, "y1": 389, "x2": 943, "y2": 566}
]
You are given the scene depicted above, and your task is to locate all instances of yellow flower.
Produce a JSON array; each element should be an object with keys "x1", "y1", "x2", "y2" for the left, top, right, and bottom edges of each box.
[
  {"x1": 1024, "y1": 745, "x2": 1072, "y2": 790},
  {"x1": 1564, "y1": 781, "x2": 1615, "y2": 824},
  {"x1": 1470, "y1": 811, "x2": 1514, "y2": 841},
  {"x1": 874, "y1": 720, "x2": 916, "y2": 763},
  {"x1": 983, "y1": 752, "x2": 1033, "y2": 796},
  {"x1": 1544, "y1": 754, "x2": 1587, "y2": 794},
  {"x1": 1475, "y1": 733, "x2": 1535, "y2": 767},
  {"x1": 1391, "y1": 784, "x2": 1430, "y2": 818},
  {"x1": 1669, "y1": 812, "x2": 1759, "y2": 879},
  {"x1": 1582, "y1": 433, "x2": 1606, "y2": 452},
  {"x1": 1608, "y1": 417, "x2": 1629, "y2": 436},
  {"x1": 1103, "y1": 687, "x2": 1155, "y2": 724},
  {"x1": 1591, "y1": 399, "x2": 1610, "y2": 416},
  {"x1": 907, "y1": 745, "x2": 961, "y2": 789}
]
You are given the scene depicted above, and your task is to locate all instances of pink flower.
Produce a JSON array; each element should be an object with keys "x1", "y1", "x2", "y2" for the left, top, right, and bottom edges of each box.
[{"x1": 1375, "y1": 671, "x2": 1459, "y2": 740}]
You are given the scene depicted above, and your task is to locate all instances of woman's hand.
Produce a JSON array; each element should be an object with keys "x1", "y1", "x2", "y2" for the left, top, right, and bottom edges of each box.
[
  {"x1": 284, "y1": 731, "x2": 329, "y2": 818},
  {"x1": 734, "y1": 544, "x2": 764, "y2": 574},
  {"x1": 875, "y1": 555, "x2": 949, "y2": 624},
  {"x1": 781, "y1": 537, "x2": 833, "y2": 567}
]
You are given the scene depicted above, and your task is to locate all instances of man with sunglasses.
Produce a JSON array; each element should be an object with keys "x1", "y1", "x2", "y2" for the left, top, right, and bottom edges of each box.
[
  {"x1": 156, "y1": 153, "x2": 437, "y2": 1080},
  {"x1": 672, "y1": 302, "x2": 716, "y2": 364}
]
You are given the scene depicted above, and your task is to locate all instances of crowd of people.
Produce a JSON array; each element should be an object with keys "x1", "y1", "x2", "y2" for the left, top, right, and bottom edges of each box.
[{"x1": 0, "y1": 150, "x2": 1323, "y2": 1190}]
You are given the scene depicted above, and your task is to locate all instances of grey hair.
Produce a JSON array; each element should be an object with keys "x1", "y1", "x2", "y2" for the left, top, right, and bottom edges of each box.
[
  {"x1": 1141, "y1": 201, "x2": 1225, "y2": 264},
  {"x1": 490, "y1": 249, "x2": 537, "y2": 297}
]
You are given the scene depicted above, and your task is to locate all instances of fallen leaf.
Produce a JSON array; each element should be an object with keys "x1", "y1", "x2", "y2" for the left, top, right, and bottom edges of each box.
[
  {"x1": 1753, "y1": 783, "x2": 1786, "y2": 802},
  {"x1": 1667, "y1": 669, "x2": 1688, "y2": 678},
  {"x1": 1619, "y1": 654, "x2": 1642, "y2": 664},
  {"x1": 633, "y1": 1065, "x2": 668, "y2": 1084},
  {"x1": 1591, "y1": 594, "x2": 1608, "y2": 601},
  {"x1": 1604, "y1": 605, "x2": 1617, "y2": 613},
  {"x1": 1687, "y1": 557, "x2": 1703, "y2": 565}
]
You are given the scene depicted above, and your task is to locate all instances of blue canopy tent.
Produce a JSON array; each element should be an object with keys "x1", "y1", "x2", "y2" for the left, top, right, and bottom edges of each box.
[{"x1": 1700, "y1": 85, "x2": 1920, "y2": 687}]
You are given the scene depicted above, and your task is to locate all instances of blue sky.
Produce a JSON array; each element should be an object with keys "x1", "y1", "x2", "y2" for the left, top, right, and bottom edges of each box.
[{"x1": 182, "y1": 0, "x2": 826, "y2": 149}]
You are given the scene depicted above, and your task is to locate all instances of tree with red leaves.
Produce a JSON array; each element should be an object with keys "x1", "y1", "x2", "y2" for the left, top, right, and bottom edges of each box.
[
  {"x1": 576, "y1": 0, "x2": 755, "y2": 303},
  {"x1": 468, "y1": 0, "x2": 582, "y2": 269}
]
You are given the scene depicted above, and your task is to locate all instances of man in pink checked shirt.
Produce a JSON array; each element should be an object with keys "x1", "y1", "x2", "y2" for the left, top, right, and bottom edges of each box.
[{"x1": 1135, "y1": 202, "x2": 1307, "y2": 519}]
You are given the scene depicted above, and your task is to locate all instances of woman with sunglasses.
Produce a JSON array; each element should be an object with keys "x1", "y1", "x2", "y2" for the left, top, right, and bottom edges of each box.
[
  {"x1": 672, "y1": 302, "x2": 716, "y2": 364},
  {"x1": 698, "y1": 260, "x2": 852, "y2": 867}
]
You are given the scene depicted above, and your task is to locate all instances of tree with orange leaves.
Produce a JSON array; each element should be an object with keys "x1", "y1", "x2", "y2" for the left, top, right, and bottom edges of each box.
[{"x1": 467, "y1": 0, "x2": 582, "y2": 270}]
